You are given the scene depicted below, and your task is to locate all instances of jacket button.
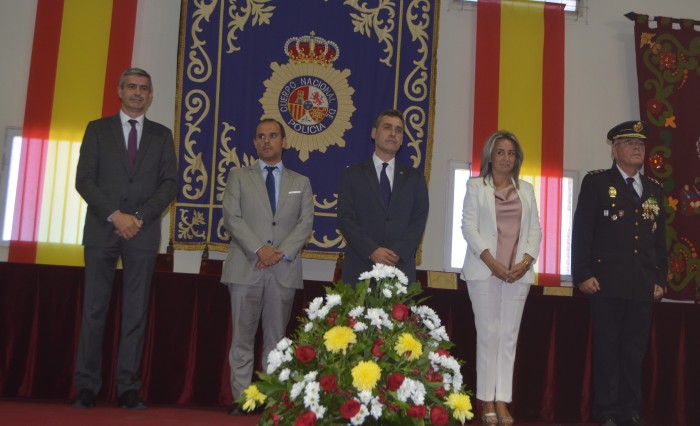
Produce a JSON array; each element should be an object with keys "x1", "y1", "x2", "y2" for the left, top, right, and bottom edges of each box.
[
  {"x1": 272, "y1": 222, "x2": 276, "y2": 226},
  {"x1": 267, "y1": 240, "x2": 272, "y2": 245}
]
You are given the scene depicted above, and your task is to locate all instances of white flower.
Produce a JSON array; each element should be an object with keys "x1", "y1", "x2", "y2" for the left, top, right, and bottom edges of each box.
[
  {"x1": 366, "y1": 308, "x2": 392, "y2": 329},
  {"x1": 370, "y1": 399, "x2": 383, "y2": 419},
  {"x1": 358, "y1": 390, "x2": 373, "y2": 405},
  {"x1": 266, "y1": 349, "x2": 283, "y2": 374},
  {"x1": 430, "y1": 325, "x2": 449, "y2": 342},
  {"x1": 304, "y1": 322, "x2": 313, "y2": 332},
  {"x1": 397, "y1": 378, "x2": 426, "y2": 405},
  {"x1": 353, "y1": 322, "x2": 368, "y2": 332},
  {"x1": 304, "y1": 371, "x2": 318, "y2": 382},
  {"x1": 382, "y1": 287, "x2": 393, "y2": 298},
  {"x1": 303, "y1": 381, "x2": 320, "y2": 408},
  {"x1": 349, "y1": 306, "x2": 365, "y2": 318},
  {"x1": 278, "y1": 368, "x2": 290, "y2": 382},
  {"x1": 306, "y1": 297, "x2": 324, "y2": 320},
  {"x1": 350, "y1": 404, "x2": 369, "y2": 425},
  {"x1": 290, "y1": 381, "x2": 305, "y2": 400},
  {"x1": 325, "y1": 293, "x2": 342, "y2": 308},
  {"x1": 276, "y1": 337, "x2": 292, "y2": 351},
  {"x1": 310, "y1": 404, "x2": 326, "y2": 419}
]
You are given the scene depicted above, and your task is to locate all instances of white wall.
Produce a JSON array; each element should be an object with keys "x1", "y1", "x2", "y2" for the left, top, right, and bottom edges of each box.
[{"x1": 1, "y1": 0, "x2": 698, "y2": 278}]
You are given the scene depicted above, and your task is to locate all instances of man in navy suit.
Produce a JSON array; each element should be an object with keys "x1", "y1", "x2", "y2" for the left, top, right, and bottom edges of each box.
[
  {"x1": 337, "y1": 109, "x2": 429, "y2": 284},
  {"x1": 72, "y1": 68, "x2": 178, "y2": 410}
]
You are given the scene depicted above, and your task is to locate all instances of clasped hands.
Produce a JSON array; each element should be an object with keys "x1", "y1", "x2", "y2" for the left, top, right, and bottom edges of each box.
[
  {"x1": 370, "y1": 247, "x2": 400, "y2": 267},
  {"x1": 256, "y1": 245, "x2": 284, "y2": 270},
  {"x1": 491, "y1": 261, "x2": 528, "y2": 284},
  {"x1": 112, "y1": 211, "x2": 143, "y2": 240}
]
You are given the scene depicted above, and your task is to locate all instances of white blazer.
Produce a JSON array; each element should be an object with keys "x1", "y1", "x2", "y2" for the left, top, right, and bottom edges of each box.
[{"x1": 460, "y1": 176, "x2": 542, "y2": 284}]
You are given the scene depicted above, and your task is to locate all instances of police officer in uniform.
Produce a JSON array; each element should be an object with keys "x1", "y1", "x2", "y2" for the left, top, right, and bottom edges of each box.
[{"x1": 572, "y1": 120, "x2": 667, "y2": 426}]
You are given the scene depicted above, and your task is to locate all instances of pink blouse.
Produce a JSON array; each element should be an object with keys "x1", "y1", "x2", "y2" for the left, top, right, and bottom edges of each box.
[{"x1": 494, "y1": 185, "x2": 522, "y2": 269}]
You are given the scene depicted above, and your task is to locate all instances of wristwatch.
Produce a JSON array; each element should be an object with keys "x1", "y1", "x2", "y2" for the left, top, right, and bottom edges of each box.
[{"x1": 134, "y1": 211, "x2": 143, "y2": 221}]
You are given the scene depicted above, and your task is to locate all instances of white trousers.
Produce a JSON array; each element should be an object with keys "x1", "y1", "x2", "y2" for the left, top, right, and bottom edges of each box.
[{"x1": 467, "y1": 275, "x2": 530, "y2": 402}]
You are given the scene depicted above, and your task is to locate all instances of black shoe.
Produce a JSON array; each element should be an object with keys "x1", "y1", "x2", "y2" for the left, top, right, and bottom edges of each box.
[
  {"x1": 599, "y1": 416, "x2": 617, "y2": 426},
  {"x1": 72, "y1": 389, "x2": 97, "y2": 409},
  {"x1": 228, "y1": 403, "x2": 247, "y2": 416},
  {"x1": 621, "y1": 415, "x2": 647, "y2": 426},
  {"x1": 117, "y1": 389, "x2": 147, "y2": 410}
]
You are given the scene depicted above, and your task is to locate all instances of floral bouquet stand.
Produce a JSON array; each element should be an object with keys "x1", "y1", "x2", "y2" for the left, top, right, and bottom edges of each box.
[{"x1": 237, "y1": 264, "x2": 474, "y2": 425}]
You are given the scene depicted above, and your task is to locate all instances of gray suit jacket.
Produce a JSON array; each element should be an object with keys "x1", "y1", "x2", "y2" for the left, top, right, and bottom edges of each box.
[
  {"x1": 75, "y1": 114, "x2": 178, "y2": 250},
  {"x1": 221, "y1": 164, "x2": 314, "y2": 289},
  {"x1": 337, "y1": 158, "x2": 429, "y2": 284}
]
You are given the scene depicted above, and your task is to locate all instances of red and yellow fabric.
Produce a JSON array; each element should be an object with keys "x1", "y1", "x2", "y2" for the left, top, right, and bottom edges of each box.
[
  {"x1": 9, "y1": 0, "x2": 137, "y2": 265},
  {"x1": 472, "y1": 0, "x2": 565, "y2": 285}
]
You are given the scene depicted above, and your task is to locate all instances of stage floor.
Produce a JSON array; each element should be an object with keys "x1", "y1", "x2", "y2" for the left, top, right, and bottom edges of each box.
[{"x1": 1, "y1": 398, "x2": 599, "y2": 426}]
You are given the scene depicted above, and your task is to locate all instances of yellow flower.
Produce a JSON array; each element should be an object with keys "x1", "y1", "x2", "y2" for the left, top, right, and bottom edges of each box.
[
  {"x1": 447, "y1": 392, "x2": 474, "y2": 423},
  {"x1": 394, "y1": 333, "x2": 423, "y2": 360},
  {"x1": 241, "y1": 384, "x2": 266, "y2": 411},
  {"x1": 324, "y1": 325, "x2": 357, "y2": 354},
  {"x1": 351, "y1": 360, "x2": 382, "y2": 391}
]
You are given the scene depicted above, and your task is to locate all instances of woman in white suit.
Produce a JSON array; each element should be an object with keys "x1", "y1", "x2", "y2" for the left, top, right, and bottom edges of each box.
[{"x1": 461, "y1": 131, "x2": 542, "y2": 426}]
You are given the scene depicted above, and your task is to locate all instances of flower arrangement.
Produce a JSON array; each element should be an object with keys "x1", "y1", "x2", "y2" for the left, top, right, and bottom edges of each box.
[{"x1": 237, "y1": 264, "x2": 474, "y2": 425}]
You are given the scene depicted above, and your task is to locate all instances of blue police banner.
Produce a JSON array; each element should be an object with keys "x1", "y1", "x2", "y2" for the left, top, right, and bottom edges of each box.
[{"x1": 172, "y1": 0, "x2": 439, "y2": 259}]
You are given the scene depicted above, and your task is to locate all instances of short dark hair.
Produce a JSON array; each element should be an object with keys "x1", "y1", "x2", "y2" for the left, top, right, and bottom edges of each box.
[
  {"x1": 257, "y1": 118, "x2": 286, "y2": 139},
  {"x1": 373, "y1": 109, "x2": 405, "y2": 129},
  {"x1": 119, "y1": 67, "x2": 152, "y2": 91}
]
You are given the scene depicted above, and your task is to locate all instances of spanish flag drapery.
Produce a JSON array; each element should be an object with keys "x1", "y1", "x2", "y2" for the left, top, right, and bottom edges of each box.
[
  {"x1": 9, "y1": 0, "x2": 137, "y2": 265},
  {"x1": 472, "y1": 0, "x2": 565, "y2": 285}
]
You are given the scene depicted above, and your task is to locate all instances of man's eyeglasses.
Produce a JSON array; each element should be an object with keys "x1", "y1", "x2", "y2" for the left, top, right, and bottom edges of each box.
[{"x1": 615, "y1": 139, "x2": 646, "y2": 148}]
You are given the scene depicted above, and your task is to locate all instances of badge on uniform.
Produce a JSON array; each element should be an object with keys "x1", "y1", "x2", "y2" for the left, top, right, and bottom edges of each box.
[{"x1": 609, "y1": 186, "x2": 617, "y2": 198}]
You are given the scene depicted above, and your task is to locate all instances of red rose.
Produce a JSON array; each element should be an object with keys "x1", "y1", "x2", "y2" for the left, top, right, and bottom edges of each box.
[
  {"x1": 269, "y1": 411, "x2": 282, "y2": 426},
  {"x1": 435, "y1": 386, "x2": 446, "y2": 397},
  {"x1": 426, "y1": 367, "x2": 443, "y2": 383},
  {"x1": 436, "y1": 349, "x2": 451, "y2": 358},
  {"x1": 430, "y1": 405, "x2": 449, "y2": 426},
  {"x1": 386, "y1": 372, "x2": 404, "y2": 391},
  {"x1": 319, "y1": 374, "x2": 338, "y2": 393},
  {"x1": 347, "y1": 316, "x2": 357, "y2": 327},
  {"x1": 340, "y1": 399, "x2": 361, "y2": 419},
  {"x1": 407, "y1": 404, "x2": 427, "y2": 418},
  {"x1": 295, "y1": 345, "x2": 316, "y2": 363},
  {"x1": 326, "y1": 310, "x2": 338, "y2": 325},
  {"x1": 294, "y1": 411, "x2": 317, "y2": 426},
  {"x1": 371, "y1": 339, "x2": 385, "y2": 357},
  {"x1": 392, "y1": 303, "x2": 409, "y2": 321}
]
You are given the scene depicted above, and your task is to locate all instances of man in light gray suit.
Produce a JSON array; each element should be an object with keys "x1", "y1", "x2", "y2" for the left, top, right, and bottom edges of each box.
[
  {"x1": 337, "y1": 109, "x2": 429, "y2": 284},
  {"x1": 222, "y1": 118, "x2": 314, "y2": 415},
  {"x1": 72, "y1": 68, "x2": 178, "y2": 410}
]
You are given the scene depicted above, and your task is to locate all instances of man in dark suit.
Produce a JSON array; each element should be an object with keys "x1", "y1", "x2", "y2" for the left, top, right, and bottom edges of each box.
[
  {"x1": 572, "y1": 120, "x2": 667, "y2": 426},
  {"x1": 72, "y1": 68, "x2": 178, "y2": 410},
  {"x1": 337, "y1": 109, "x2": 429, "y2": 284},
  {"x1": 221, "y1": 118, "x2": 314, "y2": 415}
]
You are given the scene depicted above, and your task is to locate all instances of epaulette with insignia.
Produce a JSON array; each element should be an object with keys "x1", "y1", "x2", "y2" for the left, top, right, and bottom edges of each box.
[
  {"x1": 587, "y1": 169, "x2": 606, "y2": 175},
  {"x1": 645, "y1": 175, "x2": 663, "y2": 188}
]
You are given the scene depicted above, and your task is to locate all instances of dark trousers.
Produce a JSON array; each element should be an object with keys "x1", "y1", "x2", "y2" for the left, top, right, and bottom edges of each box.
[
  {"x1": 589, "y1": 296, "x2": 653, "y2": 423},
  {"x1": 74, "y1": 245, "x2": 156, "y2": 396}
]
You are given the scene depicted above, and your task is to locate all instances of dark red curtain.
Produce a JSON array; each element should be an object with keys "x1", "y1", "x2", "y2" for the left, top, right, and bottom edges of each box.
[
  {"x1": 633, "y1": 13, "x2": 700, "y2": 301},
  {"x1": 1, "y1": 262, "x2": 698, "y2": 425}
]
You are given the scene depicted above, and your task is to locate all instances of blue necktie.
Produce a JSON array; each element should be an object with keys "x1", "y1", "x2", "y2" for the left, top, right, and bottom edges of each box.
[
  {"x1": 626, "y1": 177, "x2": 641, "y2": 206},
  {"x1": 266, "y1": 166, "x2": 277, "y2": 215},
  {"x1": 379, "y1": 162, "x2": 391, "y2": 207}
]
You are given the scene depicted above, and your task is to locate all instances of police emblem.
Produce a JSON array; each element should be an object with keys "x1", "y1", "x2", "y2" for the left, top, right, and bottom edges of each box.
[
  {"x1": 609, "y1": 186, "x2": 617, "y2": 198},
  {"x1": 260, "y1": 32, "x2": 356, "y2": 161}
]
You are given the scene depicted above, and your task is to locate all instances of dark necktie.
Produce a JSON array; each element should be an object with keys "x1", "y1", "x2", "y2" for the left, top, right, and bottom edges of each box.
[
  {"x1": 379, "y1": 162, "x2": 391, "y2": 207},
  {"x1": 127, "y1": 119, "x2": 138, "y2": 170},
  {"x1": 626, "y1": 177, "x2": 641, "y2": 205},
  {"x1": 265, "y1": 166, "x2": 277, "y2": 215}
]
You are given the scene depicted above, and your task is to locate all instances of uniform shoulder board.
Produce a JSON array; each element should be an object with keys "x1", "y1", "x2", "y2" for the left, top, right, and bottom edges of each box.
[
  {"x1": 645, "y1": 175, "x2": 663, "y2": 188},
  {"x1": 586, "y1": 169, "x2": 606, "y2": 176}
]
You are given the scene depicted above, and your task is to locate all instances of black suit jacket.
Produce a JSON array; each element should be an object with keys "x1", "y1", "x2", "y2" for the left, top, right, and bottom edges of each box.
[
  {"x1": 571, "y1": 165, "x2": 667, "y2": 301},
  {"x1": 337, "y1": 158, "x2": 429, "y2": 283},
  {"x1": 75, "y1": 114, "x2": 178, "y2": 250}
]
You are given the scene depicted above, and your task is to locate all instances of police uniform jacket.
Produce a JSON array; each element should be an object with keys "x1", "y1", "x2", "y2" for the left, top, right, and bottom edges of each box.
[{"x1": 571, "y1": 164, "x2": 667, "y2": 301}]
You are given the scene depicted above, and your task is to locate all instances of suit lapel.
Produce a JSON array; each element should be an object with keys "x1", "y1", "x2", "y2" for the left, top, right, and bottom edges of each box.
[
  {"x1": 276, "y1": 168, "x2": 293, "y2": 215},
  {"x1": 362, "y1": 159, "x2": 385, "y2": 209},
  {"x1": 109, "y1": 115, "x2": 130, "y2": 172}
]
